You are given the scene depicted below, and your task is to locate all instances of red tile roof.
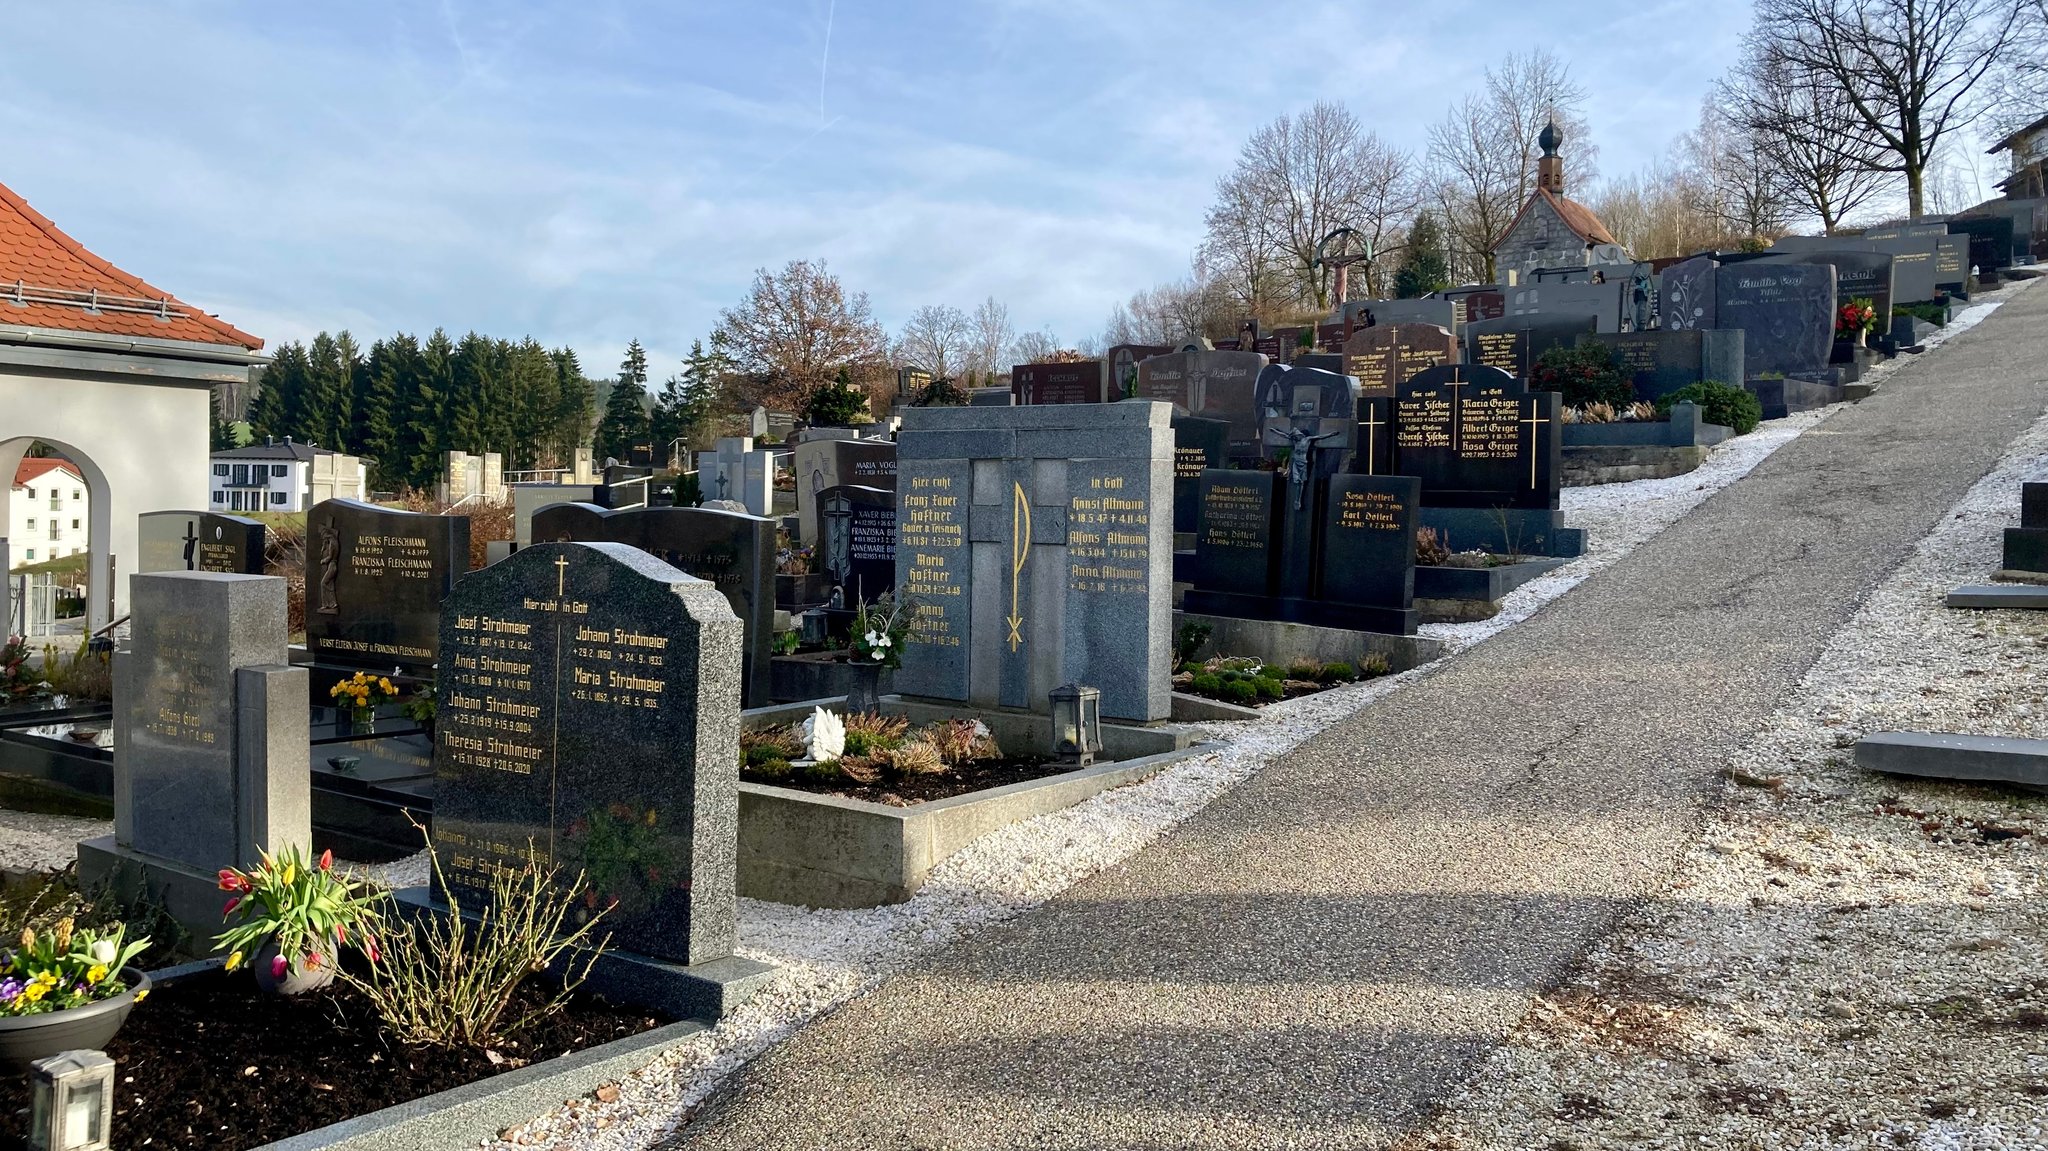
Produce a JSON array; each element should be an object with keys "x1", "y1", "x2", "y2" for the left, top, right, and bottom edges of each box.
[
  {"x1": 12, "y1": 458, "x2": 81, "y2": 489},
  {"x1": 1493, "y1": 188, "x2": 1620, "y2": 254},
  {"x1": 0, "y1": 180, "x2": 262, "y2": 350}
]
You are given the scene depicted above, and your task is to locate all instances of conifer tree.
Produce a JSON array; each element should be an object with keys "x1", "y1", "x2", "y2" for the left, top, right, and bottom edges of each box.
[
  {"x1": 1393, "y1": 211, "x2": 1452, "y2": 299},
  {"x1": 596, "y1": 339, "x2": 652, "y2": 462}
]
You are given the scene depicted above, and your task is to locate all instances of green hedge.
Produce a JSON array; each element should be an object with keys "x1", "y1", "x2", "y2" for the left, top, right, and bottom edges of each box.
[
  {"x1": 1531, "y1": 342, "x2": 1637, "y2": 410},
  {"x1": 1656, "y1": 380, "x2": 1763, "y2": 436}
]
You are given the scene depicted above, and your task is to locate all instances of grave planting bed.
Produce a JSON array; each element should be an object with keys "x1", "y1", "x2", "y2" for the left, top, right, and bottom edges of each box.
[
  {"x1": 742, "y1": 751, "x2": 1061, "y2": 805},
  {"x1": 0, "y1": 964, "x2": 667, "y2": 1151},
  {"x1": 1171, "y1": 655, "x2": 1388, "y2": 709}
]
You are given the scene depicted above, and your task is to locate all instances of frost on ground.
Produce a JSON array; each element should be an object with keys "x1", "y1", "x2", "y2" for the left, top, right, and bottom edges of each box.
[{"x1": 1408, "y1": 375, "x2": 2048, "y2": 1149}]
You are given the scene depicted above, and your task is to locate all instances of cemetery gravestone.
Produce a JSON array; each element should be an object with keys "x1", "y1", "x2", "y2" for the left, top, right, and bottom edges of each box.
[
  {"x1": 1136, "y1": 348, "x2": 1267, "y2": 462},
  {"x1": 1189, "y1": 472, "x2": 1283, "y2": 597},
  {"x1": 1107, "y1": 344, "x2": 1174, "y2": 400},
  {"x1": 429, "y1": 542, "x2": 769, "y2": 1012},
  {"x1": 1342, "y1": 323, "x2": 1458, "y2": 400},
  {"x1": 1759, "y1": 250, "x2": 1894, "y2": 320},
  {"x1": 78, "y1": 571, "x2": 307, "y2": 940},
  {"x1": 1935, "y1": 238, "x2": 1969, "y2": 294},
  {"x1": 1312, "y1": 474, "x2": 1420, "y2": 633},
  {"x1": 1342, "y1": 298, "x2": 1458, "y2": 332},
  {"x1": 1589, "y1": 330, "x2": 1747, "y2": 404},
  {"x1": 1503, "y1": 281, "x2": 1627, "y2": 332},
  {"x1": 1171, "y1": 416, "x2": 1230, "y2": 535},
  {"x1": 1011, "y1": 361, "x2": 1108, "y2": 405},
  {"x1": 1659, "y1": 256, "x2": 1717, "y2": 330},
  {"x1": 529, "y1": 503, "x2": 776, "y2": 708},
  {"x1": 305, "y1": 499, "x2": 472, "y2": 673},
  {"x1": 1463, "y1": 316, "x2": 1598, "y2": 379},
  {"x1": 137, "y1": 510, "x2": 265, "y2": 575},
  {"x1": 892, "y1": 403, "x2": 1173, "y2": 722},
  {"x1": 1713, "y1": 263, "x2": 1838, "y2": 381},
  {"x1": 793, "y1": 438, "x2": 897, "y2": 546},
  {"x1": 818, "y1": 484, "x2": 896, "y2": 603},
  {"x1": 1439, "y1": 286, "x2": 1506, "y2": 324},
  {"x1": 1946, "y1": 215, "x2": 2017, "y2": 270},
  {"x1": 1393, "y1": 363, "x2": 1582, "y2": 558}
]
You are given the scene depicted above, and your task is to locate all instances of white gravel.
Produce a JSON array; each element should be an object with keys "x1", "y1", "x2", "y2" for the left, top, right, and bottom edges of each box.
[
  {"x1": 487, "y1": 294, "x2": 2028, "y2": 1150},
  {"x1": 1415, "y1": 305, "x2": 2048, "y2": 1149}
]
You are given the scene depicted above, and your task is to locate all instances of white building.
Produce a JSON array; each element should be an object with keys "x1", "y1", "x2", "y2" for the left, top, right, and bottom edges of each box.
[
  {"x1": 8, "y1": 458, "x2": 89, "y2": 568},
  {"x1": 209, "y1": 438, "x2": 367, "y2": 514}
]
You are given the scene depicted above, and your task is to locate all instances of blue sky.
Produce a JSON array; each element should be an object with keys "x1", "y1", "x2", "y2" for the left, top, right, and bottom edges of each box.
[{"x1": 1, "y1": 1, "x2": 1753, "y2": 375}]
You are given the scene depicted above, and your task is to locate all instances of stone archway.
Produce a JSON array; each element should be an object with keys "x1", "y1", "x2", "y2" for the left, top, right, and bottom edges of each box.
[{"x1": 0, "y1": 436, "x2": 113, "y2": 633}]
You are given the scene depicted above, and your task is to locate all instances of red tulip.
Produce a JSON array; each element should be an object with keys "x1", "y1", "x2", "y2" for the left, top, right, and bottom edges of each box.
[
  {"x1": 336, "y1": 925, "x2": 347, "y2": 944},
  {"x1": 217, "y1": 870, "x2": 248, "y2": 893},
  {"x1": 222, "y1": 897, "x2": 241, "y2": 918},
  {"x1": 306, "y1": 952, "x2": 322, "y2": 970},
  {"x1": 270, "y1": 955, "x2": 288, "y2": 980},
  {"x1": 367, "y1": 940, "x2": 381, "y2": 964},
  {"x1": 318, "y1": 849, "x2": 334, "y2": 872}
]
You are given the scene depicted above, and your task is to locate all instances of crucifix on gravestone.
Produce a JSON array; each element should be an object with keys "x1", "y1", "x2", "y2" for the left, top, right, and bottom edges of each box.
[
  {"x1": 821, "y1": 489, "x2": 854, "y2": 590},
  {"x1": 1255, "y1": 363, "x2": 1359, "y2": 601},
  {"x1": 1267, "y1": 425, "x2": 1345, "y2": 511},
  {"x1": 179, "y1": 521, "x2": 200, "y2": 571}
]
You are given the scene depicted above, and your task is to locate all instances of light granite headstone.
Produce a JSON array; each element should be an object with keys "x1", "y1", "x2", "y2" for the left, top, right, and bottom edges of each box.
[
  {"x1": 893, "y1": 403, "x2": 1173, "y2": 722},
  {"x1": 792, "y1": 438, "x2": 897, "y2": 545},
  {"x1": 78, "y1": 571, "x2": 308, "y2": 939}
]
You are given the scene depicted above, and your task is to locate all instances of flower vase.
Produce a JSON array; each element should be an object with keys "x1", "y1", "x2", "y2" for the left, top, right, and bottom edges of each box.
[
  {"x1": 846, "y1": 661, "x2": 883, "y2": 715},
  {"x1": 252, "y1": 935, "x2": 339, "y2": 996},
  {"x1": 348, "y1": 707, "x2": 375, "y2": 735}
]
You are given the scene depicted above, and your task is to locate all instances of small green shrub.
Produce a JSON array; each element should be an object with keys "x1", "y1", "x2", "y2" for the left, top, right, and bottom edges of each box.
[
  {"x1": 1893, "y1": 301, "x2": 1947, "y2": 327},
  {"x1": 1253, "y1": 677, "x2": 1284, "y2": 700},
  {"x1": 1322, "y1": 662, "x2": 1358, "y2": 682},
  {"x1": 1358, "y1": 653, "x2": 1392, "y2": 677},
  {"x1": 1217, "y1": 670, "x2": 1242, "y2": 684},
  {"x1": 1286, "y1": 660, "x2": 1321, "y2": 682},
  {"x1": 749, "y1": 757, "x2": 793, "y2": 781},
  {"x1": 798, "y1": 758, "x2": 844, "y2": 784},
  {"x1": 1656, "y1": 380, "x2": 1763, "y2": 436},
  {"x1": 1531, "y1": 342, "x2": 1636, "y2": 410},
  {"x1": 1221, "y1": 680, "x2": 1259, "y2": 705},
  {"x1": 1189, "y1": 673, "x2": 1223, "y2": 695},
  {"x1": 1174, "y1": 621, "x2": 1213, "y2": 664}
]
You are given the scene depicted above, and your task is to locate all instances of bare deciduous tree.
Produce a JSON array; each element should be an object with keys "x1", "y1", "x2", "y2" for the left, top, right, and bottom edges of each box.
[
  {"x1": 712, "y1": 259, "x2": 888, "y2": 412},
  {"x1": 894, "y1": 304, "x2": 972, "y2": 381},
  {"x1": 1007, "y1": 328, "x2": 1062, "y2": 365},
  {"x1": 968, "y1": 296, "x2": 1013, "y2": 380},
  {"x1": 1750, "y1": 0, "x2": 2020, "y2": 218},
  {"x1": 1717, "y1": 46, "x2": 1893, "y2": 233},
  {"x1": 1427, "y1": 49, "x2": 1594, "y2": 282},
  {"x1": 1203, "y1": 100, "x2": 1419, "y2": 314}
]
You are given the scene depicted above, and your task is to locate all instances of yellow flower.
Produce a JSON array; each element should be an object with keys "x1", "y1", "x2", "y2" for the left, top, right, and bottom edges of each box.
[
  {"x1": 21, "y1": 983, "x2": 46, "y2": 1003},
  {"x1": 85, "y1": 965, "x2": 107, "y2": 985},
  {"x1": 282, "y1": 863, "x2": 296, "y2": 885},
  {"x1": 133, "y1": 988, "x2": 148, "y2": 1003},
  {"x1": 224, "y1": 951, "x2": 243, "y2": 972}
]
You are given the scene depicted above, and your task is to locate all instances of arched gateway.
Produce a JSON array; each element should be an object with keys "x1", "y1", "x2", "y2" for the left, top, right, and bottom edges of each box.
[{"x1": 0, "y1": 180, "x2": 264, "y2": 631}]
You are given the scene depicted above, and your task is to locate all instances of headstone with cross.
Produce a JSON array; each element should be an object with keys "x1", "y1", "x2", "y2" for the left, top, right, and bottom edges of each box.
[
  {"x1": 137, "y1": 511, "x2": 267, "y2": 576},
  {"x1": 421, "y1": 541, "x2": 773, "y2": 1018},
  {"x1": 1391, "y1": 363, "x2": 1580, "y2": 558}
]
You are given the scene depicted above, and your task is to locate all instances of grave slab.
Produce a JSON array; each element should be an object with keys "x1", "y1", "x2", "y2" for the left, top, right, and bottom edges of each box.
[
  {"x1": 1944, "y1": 584, "x2": 2048, "y2": 610},
  {"x1": 1854, "y1": 731, "x2": 2048, "y2": 787}
]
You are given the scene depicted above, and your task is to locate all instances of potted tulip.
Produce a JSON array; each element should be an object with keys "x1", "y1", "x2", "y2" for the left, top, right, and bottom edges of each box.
[
  {"x1": 217, "y1": 844, "x2": 386, "y2": 994},
  {"x1": 0, "y1": 919, "x2": 152, "y2": 1068}
]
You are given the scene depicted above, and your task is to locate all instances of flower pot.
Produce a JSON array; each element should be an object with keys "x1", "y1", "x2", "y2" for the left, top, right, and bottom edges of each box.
[
  {"x1": 252, "y1": 937, "x2": 338, "y2": 996},
  {"x1": 0, "y1": 968, "x2": 150, "y2": 1069},
  {"x1": 846, "y1": 661, "x2": 884, "y2": 715}
]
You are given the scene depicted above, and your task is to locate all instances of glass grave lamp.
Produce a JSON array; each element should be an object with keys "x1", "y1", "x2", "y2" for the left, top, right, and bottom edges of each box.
[
  {"x1": 1048, "y1": 682, "x2": 1103, "y2": 767},
  {"x1": 28, "y1": 1049, "x2": 114, "y2": 1151}
]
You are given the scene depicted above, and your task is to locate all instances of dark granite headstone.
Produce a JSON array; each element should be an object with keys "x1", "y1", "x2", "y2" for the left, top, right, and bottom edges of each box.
[
  {"x1": 1659, "y1": 256, "x2": 1718, "y2": 331},
  {"x1": 1439, "y1": 286, "x2": 1506, "y2": 324},
  {"x1": 1759, "y1": 250, "x2": 1894, "y2": 319},
  {"x1": 1137, "y1": 348, "x2": 1267, "y2": 461},
  {"x1": 433, "y1": 542, "x2": 742, "y2": 966},
  {"x1": 1189, "y1": 471, "x2": 1283, "y2": 597},
  {"x1": 1394, "y1": 364, "x2": 1559, "y2": 511},
  {"x1": 1502, "y1": 281, "x2": 1627, "y2": 332},
  {"x1": 138, "y1": 511, "x2": 265, "y2": 575},
  {"x1": 793, "y1": 437, "x2": 897, "y2": 545},
  {"x1": 1586, "y1": 330, "x2": 1744, "y2": 403},
  {"x1": 817, "y1": 484, "x2": 895, "y2": 603},
  {"x1": 2003, "y1": 481, "x2": 2048, "y2": 574},
  {"x1": 1946, "y1": 215, "x2": 2017, "y2": 269},
  {"x1": 1342, "y1": 323, "x2": 1458, "y2": 399},
  {"x1": 1935, "y1": 238, "x2": 1968, "y2": 292},
  {"x1": 1713, "y1": 263, "x2": 1838, "y2": 380},
  {"x1": 1463, "y1": 316, "x2": 1598, "y2": 379},
  {"x1": 1314, "y1": 474, "x2": 1419, "y2": 632},
  {"x1": 1171, "y1": 416, "x2": 1230, "y2": 534},
  {"x1": 1341, "y1": 298, "x2": 1458, "y2": 332},
  {"x1": 305, "y1": 499, "x2": 472, "y2": 672},
  {"x1": 597, "y1": 466, "x2": 653, "y2": 511},
  {"x1": 528, "y1": 504, "x2": 775, "y2": 708},
  {"x1": 1107, "y1": 344, "x2": 1174, "y2": 400},
  {"x1": 1011, "y1": 361, "x2": 1108, "y2": 405}
]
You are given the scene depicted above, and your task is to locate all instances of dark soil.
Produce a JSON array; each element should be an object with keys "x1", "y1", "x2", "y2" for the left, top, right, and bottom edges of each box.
[
  {"x1": 746, "y1": 754, "x2": 1065, "y2": 805},
  {"x1": 0, "y1": 968, "x2": 665, "y2": 1150}
]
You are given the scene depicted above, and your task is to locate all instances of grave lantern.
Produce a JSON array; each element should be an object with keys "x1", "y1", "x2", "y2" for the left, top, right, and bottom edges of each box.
[
  {"x1": 1048, "y1": 682, "x2": 1102, "y2": 767},
  {"x1": 27, "y1": 1049, "x2": 115, "y2": 1151}
]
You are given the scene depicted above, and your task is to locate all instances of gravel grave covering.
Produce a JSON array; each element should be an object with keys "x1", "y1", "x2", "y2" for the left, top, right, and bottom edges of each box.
[{"x1": 1410, "y1": 353, "x2": 2048, "y2": 1150}]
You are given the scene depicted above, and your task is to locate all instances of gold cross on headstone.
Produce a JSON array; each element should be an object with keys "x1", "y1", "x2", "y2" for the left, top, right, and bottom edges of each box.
[
  {"x1": 1361, "y1": 406, "x2": 1385, "y2": 475},
  {"x1": 1521, "y1": 403, "x2": 1550, "y2": 488},
  {"x1": 555, "y1": 553, "x2": 570, "y2": 595},
  {"x1": 1444, "y1": 377, "x2": 1469, "y2": 451}
]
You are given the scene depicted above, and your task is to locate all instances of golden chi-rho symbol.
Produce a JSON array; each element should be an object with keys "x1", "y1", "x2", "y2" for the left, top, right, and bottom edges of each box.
[{"x1": 1006, "y1": 481, "x2": 1030, "y2": 652}]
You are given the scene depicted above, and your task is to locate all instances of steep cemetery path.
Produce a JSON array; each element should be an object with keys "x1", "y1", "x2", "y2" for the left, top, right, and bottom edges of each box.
[{"x1": 674, "y1": 286, "x2": 2048, "y2": 1151}]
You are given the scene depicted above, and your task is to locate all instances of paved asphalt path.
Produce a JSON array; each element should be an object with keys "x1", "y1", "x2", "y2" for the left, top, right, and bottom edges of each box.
[{"x1": 672, "y1": 284, "x2": 2048, "y2": 1150}]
